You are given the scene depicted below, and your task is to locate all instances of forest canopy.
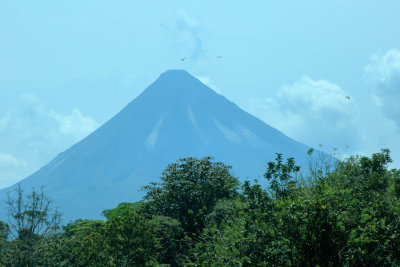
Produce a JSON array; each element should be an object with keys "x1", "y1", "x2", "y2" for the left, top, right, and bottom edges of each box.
[{"x1": 1, "y1": 149, "x2": 399, "y2": 266}]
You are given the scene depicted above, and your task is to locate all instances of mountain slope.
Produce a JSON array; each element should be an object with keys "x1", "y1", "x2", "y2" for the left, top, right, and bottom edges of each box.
[{"x1": 1, "y1": 70, "x2": 310, "y2": 221}]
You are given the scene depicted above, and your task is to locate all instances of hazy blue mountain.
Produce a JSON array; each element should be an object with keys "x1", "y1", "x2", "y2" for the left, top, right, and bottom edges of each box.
[{"x1": 1, "y1": 70, "x2": 311, "y2": 221}]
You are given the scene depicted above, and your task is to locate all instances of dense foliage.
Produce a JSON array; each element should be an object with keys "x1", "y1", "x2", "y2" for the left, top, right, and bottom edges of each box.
[{"x1": 1, "y1": 152, "x2": 399, "y2": 266}]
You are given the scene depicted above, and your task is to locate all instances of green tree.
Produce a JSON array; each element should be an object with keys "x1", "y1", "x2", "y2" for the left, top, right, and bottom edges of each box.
[
  {"x1": 103, "y1": 211, "x2": 160, "y2": 266},
  {"x1": 264, "y1": 153, "x2": 300, "y2": 199},
  {"x1": 0, "y1": 221, "x2": 9, "y2": 241},
  {"x1": 101, "y1": 201, "x2": 143, "y2": 220},
  {"x1": 151, "y1": 215, "x2": 185, "y2": 266},
  {"x1": 62, "y1": 213, "x2": 159, "y2": 266},
  {"x1": 5, "y1": 184, "x2": 62, "y2": 267},
  {"x1": 55, "y1": 219, "x2": 107, "y2": 266},
  {"x1": 102, "y1": 202, "x2": 186, "y2": 266},
  {"x1": 190, "y1": 199, "x2": 249, "y2": 266},
  {"x1": 0, "y1": 221, "x2": 10, "y2": 265},
  {"x1": 142, "y1": 156, "x2": 239, "y2": 238},
  {"x1": 323, "y1": 149, "x2": 400, "y2": 266}
]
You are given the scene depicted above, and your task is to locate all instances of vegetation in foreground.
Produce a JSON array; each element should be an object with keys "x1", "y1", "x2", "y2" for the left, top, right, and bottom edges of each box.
[{"x1": 1, "y1": 149, "x2": 400, "y2": 266}]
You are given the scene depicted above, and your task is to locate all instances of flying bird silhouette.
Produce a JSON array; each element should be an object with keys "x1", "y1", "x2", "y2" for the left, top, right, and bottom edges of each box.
[
  {"x1": 345, "y1": 96, "x2": 350, "y2": 100},
  {"x1": 180, "y1": 57, "x2": 185, "y2": 62},
  {"x1": 216, "y1": 56, "x2": 223, "y2": 59}
]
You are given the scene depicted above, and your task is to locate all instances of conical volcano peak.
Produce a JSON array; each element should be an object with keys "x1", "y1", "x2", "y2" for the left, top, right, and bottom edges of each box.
[
  {"x1": 140, "y1": 69, "x2": 218, "y2": 101},
  {"x1": 0, "y1": 69, "x2": 312, "y2": 221},
  {"x1": 160, "y1": 69, "x2": 192, "y2": 78},
  {"x1": 156, "y1": 69, "x2": 204, "y2": 90}
]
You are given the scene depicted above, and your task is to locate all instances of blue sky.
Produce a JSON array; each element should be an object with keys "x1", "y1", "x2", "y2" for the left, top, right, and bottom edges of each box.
[{"x1": 1, "y1": 0, "x2": 400, "y2": 188}]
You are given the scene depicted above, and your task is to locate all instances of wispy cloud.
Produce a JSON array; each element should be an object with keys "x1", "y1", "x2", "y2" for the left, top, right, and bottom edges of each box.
[
  {"x1": 0, "y1": 94, "x2": 98, "y2": 188},
  {"x1": 165, "y1": 9, "x2": 204, "y2": 61},
  {"x1": 364, "y1": 49, "x2": 400, "y2": 129}
]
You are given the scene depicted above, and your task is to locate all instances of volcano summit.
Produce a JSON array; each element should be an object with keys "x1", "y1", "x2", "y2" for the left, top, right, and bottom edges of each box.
[{"x1": 1, "y1": 70, "x2": 310, "y2": 221}]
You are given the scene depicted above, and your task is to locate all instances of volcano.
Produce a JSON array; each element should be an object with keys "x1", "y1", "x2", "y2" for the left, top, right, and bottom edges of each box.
[{"x1": 1, "y1": 70, "x2": 310, "y2": 221}]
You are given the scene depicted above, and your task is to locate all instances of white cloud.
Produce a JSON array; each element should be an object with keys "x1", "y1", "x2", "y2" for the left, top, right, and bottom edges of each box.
[
  {"x1": 0, "y1": 153, "x2": 25, "y2": 168},
  {"x1": 245, "y1": 76, "x2": 359, "y2": 151},
  {"x1": 0, "y1": 94, "x2": 99, "y2": 188},
  {"x1": 52, "y1": 108, "x2": 98, "y2": 139},
  {"x1": 364, "y1": 49, "x2": 400, "y2": 129},
  {"x1": 194, "y1": 75, "x2": 221, "y2": 93},
  {"x1": 0, "y1": 153, "x2": 27, "y2": 188}
]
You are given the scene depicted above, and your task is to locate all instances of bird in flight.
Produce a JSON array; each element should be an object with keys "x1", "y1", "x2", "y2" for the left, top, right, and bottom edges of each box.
[
  {"x1": 180, "y1": 57, "x2": 185, "y2": 62},
  {"x1": 345, "y1": 96, "x2": 350, "y2": 100},
  {"x1": 216, "y1": 56, "x2": 223, "y2": 59}
]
